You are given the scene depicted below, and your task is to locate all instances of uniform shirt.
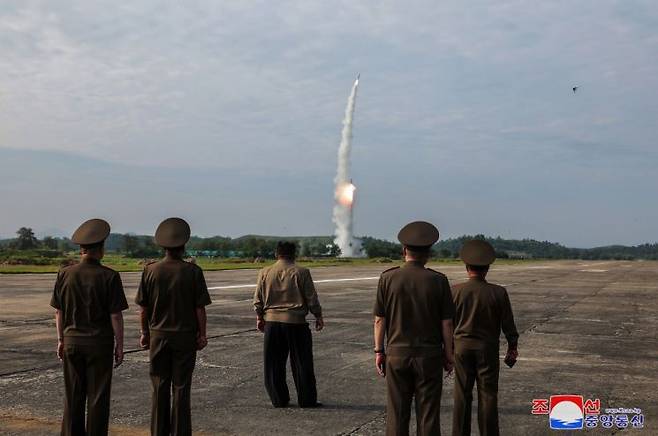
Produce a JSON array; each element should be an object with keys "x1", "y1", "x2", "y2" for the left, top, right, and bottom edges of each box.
[
  {"x1": 253, "y1": 259, "x2": 322, "y2": 324},
  {"x1": 50, "y1": 258, "x2": 128, "y2": 345},
  {"x1": 135, "y1": 258, "x2": 211, "y2": 336},
  {"x1": 373, "y1": 261, "x2": 455, "y2": 356},
  {"x1": 452, "y1": 277, "x2": 519, "y2": 348}
]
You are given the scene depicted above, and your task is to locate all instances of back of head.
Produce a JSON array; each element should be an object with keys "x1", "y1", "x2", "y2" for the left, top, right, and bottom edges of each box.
[
  {"x1": 397, "y1": 221, "x2": 439, "y2": 264},
  {"x1": 405, "y1": 245, "x2": 431, "y2": 262},
  {"x1": 459, "y1": 239, "x2": 496, "y2": 267},
  {"x1": 276, "y1": 241, "x2": 297, "y2": 260},
  {"x1": 80, "y1": 241, "x2": 105, "y2": 257},
  {"x1": 72, "y1": 218, "x2": 110, "y2": 260},
  {"x1": 155, "y1": 217, "x2": 191, "y2": 250}
]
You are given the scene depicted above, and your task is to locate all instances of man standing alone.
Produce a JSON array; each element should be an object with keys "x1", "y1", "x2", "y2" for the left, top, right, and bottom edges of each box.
[
  {"x1": 452, "y1": 239, "x2": 519, "y2": 436},
  {"x1": 373, "y1": 221, "x2": 455, "y2": 436},
  {"x1": 136, "y1": 217, "x2": 212, "y2": 436},
  {"x1": 253, "y1": 241, "x2": 324, "y2": 408}
]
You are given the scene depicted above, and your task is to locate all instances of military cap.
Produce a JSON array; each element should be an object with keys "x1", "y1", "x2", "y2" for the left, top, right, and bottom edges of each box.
[
  {"x1": 397, "y1": 221, "x2": 439, "y2": 248},
  {"x1": 155, "y1": 217, "x2": 191, "y2": 248},
  {"x1": 71, "y1": 218, "x2": 110, "y2": 246},
  {"x1": 460, "y1": 239, "x2": 496, "y2": 266}
]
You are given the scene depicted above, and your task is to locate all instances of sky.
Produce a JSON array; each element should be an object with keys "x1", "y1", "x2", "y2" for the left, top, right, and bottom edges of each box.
[{"x1": 1, "y1": 1, "x2": 657, "y2": 247}]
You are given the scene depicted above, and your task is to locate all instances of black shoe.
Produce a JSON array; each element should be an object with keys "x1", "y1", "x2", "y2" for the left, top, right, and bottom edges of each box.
[
  {"x1": 273, "y1": 401, "x2": 290, "y2": 408},
  {"x1": 300, "y1": 401, "x2": 323, "y2": 408}
]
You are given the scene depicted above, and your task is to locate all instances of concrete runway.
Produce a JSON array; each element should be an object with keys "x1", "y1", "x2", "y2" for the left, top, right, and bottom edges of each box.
[{"x1": 0, "y1": 260, "x2": 656, "y2": 435}]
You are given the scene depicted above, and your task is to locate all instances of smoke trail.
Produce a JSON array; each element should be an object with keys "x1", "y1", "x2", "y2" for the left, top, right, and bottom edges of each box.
[{"x1": 332, "y1": 77, "x2": 362, "y2": 257}]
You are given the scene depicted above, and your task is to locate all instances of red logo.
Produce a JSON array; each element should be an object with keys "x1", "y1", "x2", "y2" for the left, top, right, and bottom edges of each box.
[{"x1": 549, "y1": 395, "x2": 584, "y2": 430}]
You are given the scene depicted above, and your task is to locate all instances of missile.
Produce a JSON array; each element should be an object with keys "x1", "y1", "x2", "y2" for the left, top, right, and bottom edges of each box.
[{"x1": 355, "y1": 73, "x2": 360, "y2": 85}]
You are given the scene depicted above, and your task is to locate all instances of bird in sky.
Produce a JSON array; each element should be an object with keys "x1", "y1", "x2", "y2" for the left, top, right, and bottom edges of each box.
[{"x1": 573, "y1": 86, "x2": 579, "y2": 93}]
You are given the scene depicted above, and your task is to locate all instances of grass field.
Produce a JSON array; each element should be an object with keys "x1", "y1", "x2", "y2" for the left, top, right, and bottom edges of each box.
[{"x1": 0, "y1": 254, "x2": 532, "y2": 274}]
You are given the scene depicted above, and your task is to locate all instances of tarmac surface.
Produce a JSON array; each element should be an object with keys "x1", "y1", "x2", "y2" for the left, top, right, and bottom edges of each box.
[{"x1": 0, "y1": 260, "x2": 656, "y2": 435}]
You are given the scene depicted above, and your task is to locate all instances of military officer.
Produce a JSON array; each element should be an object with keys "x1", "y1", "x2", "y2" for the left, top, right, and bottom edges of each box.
[
  {"x1": 451, "y1": 239, "x2": 519, "y2": 436},
  {"x1": 135, "y1": 217, "x2": 212, "y2": 436},
  {"x1": 253, "y1": 241, "x2": 324, "y2": 408},
  {"x1": 50, "y1": 218, "x2": 129, "y2": 436},
  {"x1": 373, "y1": 221, "x2": 455, "y2": 436}
]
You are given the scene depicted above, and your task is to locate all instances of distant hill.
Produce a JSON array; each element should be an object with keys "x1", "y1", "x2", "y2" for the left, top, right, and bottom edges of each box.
[{"x1": 3, "y1": 231, "x2": 658, "y2": 260}]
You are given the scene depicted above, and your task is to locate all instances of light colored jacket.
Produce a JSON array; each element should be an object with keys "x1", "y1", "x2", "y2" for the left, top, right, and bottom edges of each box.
[{"x1": 253, "y1": 260, "x2": 322, "y2": 324}]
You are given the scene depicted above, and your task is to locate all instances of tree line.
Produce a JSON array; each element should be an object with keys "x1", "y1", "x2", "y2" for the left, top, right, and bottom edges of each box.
[{"x1": 3, "y1": 227, "x2": 658, "y2": 260}]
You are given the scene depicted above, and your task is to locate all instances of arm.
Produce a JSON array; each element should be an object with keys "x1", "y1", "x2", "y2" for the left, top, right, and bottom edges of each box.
[
  {"x1": 51, "y1": 271, "x2": 64, "y2": 360},
  {"x1": 374, "y1": 316, "x2": 386, "y2": 377},
  {"x1": 501, "y1": 289, "x2": 519, "y2": 363},
  {"x1": 441, "y1": 319, "x2": 454, "y2": 373},
  {"x1": 138, "y1": 305, "x2": 150, "y2": 349},
  {"x1": 303, "y1": 270, "x2": 323, "y2": 331},
  {"x1": 55, "y1": 309, "x2": 64, "y2": 360},
  {"x1": 192, "y1": 266, "x2": 211, "y2": 349},
  {"x1": 196, "y1": 306, "x2": 208, "y2": 350},
  {"x1": 253, "y1": 271, "x2": 265, "y2": 332},
  {"x1": 110, "y1": 312, "x2": 124, "y2": 368},
  {"x1": 440, "y1": 277, "x2": 456, "y2": 373}
]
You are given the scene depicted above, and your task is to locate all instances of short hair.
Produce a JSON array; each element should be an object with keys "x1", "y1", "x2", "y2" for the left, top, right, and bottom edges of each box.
[
  {"x1": 276, "y1": 241, "x2": 297, "y2": 258},
  {"x1": 466, "y1": 264, "x2": 490, "y2": 273},
  {"x1": 165, "y1": 245, "x2": 185, "y2": 254},
  {"x1": 404, "y1": 245, "x2": 431, "y2": 256},
  {"x1": 80, "y1": 241, "x2": 104, "y2": 251}
]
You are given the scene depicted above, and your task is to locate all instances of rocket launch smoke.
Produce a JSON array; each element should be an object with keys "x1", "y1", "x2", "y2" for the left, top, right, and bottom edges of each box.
[{"x1": 333, "y1": 76, "x2": 362, "y2": 257}]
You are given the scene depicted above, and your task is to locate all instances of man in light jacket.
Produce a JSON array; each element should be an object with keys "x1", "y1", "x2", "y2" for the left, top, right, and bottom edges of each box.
[{"x1": 253, "y1": 241, "x2": 324, "y2": 408}]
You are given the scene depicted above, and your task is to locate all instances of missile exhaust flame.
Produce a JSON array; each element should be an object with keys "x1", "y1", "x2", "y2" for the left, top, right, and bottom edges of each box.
[{"x1": 332, "y1": 75, "x2": 363, "y2": 257}]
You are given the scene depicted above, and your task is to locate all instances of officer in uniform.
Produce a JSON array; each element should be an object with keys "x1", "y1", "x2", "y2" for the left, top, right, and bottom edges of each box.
[
  {"x1": 253, "y1": 241, "x2": 324, "y2": 408},
  {"x1": 373, "y1": 221, "x2": 455, "y2": 436},
  {"x1": 50, "y1": 218, "x2": 129, "y2": 436},
  {"x1": 135, "y1": 217, "x2": 212, "y2": 436},
  {"x1": 451, "y1": 239, "x2": 519, "y2": 436}
]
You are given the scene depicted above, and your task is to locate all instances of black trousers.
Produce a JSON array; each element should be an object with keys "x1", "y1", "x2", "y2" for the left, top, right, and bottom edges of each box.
[
  {"x1": 149, "y1": 335, "x2": 197, "y2": 436},
  {"x1": 385, "y1": 354, "x2": 443, "y2": 436},
  {"x1": 263, "y1": 321, "x2": 317, "y2": 407},
  {"x1": 61, "y1": 343, "x2": 114, "y2": 436},
  {"x1": 452, "y1": 343, "x2": 500, "y2": 436}
]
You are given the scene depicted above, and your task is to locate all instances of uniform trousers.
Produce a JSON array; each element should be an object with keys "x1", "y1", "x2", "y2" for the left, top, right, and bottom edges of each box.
[
  {"x1": 61, "y1": 343, "x2": 114, "y2": 436},
  {"x1": 452, "y1": 342, "x2": 500, "y2": 436},
  {"x1": 385, "y1": 353, "x2": 443, "y2": 436},
  {"x1": 149, "y1": 334, "x2": 197, "y2": 436},
  {"x1": 263, "y1": 321, "x2": 317, "y2": 407}
]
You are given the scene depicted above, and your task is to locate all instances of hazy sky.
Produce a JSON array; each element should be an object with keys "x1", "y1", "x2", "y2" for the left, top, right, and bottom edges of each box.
[{"x1": 1, "y1": 1, "x2": 657, "y2": 247}]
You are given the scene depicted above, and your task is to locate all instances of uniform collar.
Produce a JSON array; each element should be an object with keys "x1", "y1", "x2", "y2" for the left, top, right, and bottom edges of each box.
[
  {"x1": 468, "y1": 276, "x2": 487, "y2": 282},
  {"x1": 81, "y1": 257, "x2": 101, "y2": 265},
  {"x1": 276, "y1": 258, "x2": 295, "y2": 266},
  {"x1": 403, "y1": 260, "x2": 426, "y2": 268}
]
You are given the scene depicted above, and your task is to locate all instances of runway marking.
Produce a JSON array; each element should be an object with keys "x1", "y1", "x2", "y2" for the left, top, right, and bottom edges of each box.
[
  {"x1": 580, "y1": 269, "x2": 608, "y2": 273},
  {"x1": 208, "y1": 276, "x2": 380, "y2": 290}
]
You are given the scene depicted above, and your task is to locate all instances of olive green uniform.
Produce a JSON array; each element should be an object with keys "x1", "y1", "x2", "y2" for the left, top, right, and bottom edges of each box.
[
  {"x1": 50, "y1": 258, "x2": 128, "y2": 436},
  {"x1": 451, "y1": 278, "x2": 518, "y2": 436},
  {"x1": 374, "y1": 262, "x2": 455, "y2": 436},
  {"x1": 136, "y1": 258, "x2": 212, "y2": 436}
]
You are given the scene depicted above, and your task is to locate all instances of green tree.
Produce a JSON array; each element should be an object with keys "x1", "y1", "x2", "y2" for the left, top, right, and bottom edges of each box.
[
  {"x1": 122, "y1": 234, "x2": 139, "y2": 255},
  {"x1": 15, "y1": 227, "x2": 38, "y2": 250},
  {"x1": 58, "y1": 238, "x2": 75, "y2": 252},
  {"x1": 42, "y1": 236, "x2": 58, "y2": 250}
]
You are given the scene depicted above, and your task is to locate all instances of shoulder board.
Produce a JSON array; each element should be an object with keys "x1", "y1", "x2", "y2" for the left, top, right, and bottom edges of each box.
[
  {"x1": 58, "y1": 263, "x2": 75, "y2": 273},
  {"x1": 381, "y1": 266, "x2": 400, "y2": 275},
  {"x1": 141, "y1": 259, "x2": 158, "y2": 269}
]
